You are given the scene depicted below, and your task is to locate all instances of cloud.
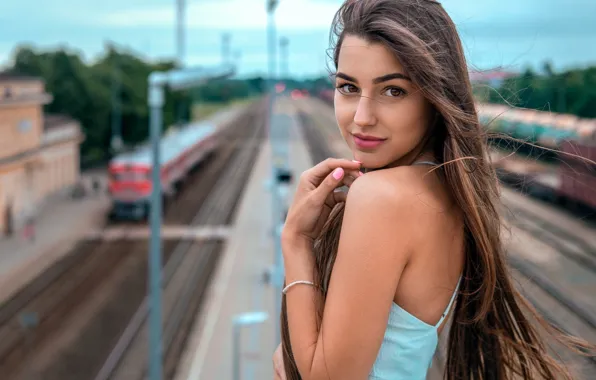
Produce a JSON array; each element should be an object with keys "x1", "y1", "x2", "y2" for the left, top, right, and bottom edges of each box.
[{"x1": 96, "y1": 0, "x2": 339, "y2": 30}]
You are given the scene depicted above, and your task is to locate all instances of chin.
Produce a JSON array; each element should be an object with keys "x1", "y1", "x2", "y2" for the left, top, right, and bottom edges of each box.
[{"x1": 352, "y1": 151, "x2": 392, "y2": 170}]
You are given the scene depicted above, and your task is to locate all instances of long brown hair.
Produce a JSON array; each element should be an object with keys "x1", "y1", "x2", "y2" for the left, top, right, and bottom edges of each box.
[{"x1": 281, "y1": 1, "x2": 593, "y2": 379}]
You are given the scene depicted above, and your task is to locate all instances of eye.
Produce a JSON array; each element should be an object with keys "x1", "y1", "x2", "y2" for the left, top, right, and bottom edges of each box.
[
  {"x1": 383, "y1": 87, "x2": 406, "y2": 97},
  {"x1": 336, "y1": 83, "x2": 359, "y2": 95}
]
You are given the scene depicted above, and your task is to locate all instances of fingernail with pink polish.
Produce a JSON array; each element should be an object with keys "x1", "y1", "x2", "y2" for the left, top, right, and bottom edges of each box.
[{"x1": 333, "y1": 168, "x2": 344, "y2": 180}]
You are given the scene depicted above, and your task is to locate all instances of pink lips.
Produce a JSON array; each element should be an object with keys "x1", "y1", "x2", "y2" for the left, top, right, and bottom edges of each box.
[{"x1": 352, "y1": 134, "x2": 386, "y2": 149}]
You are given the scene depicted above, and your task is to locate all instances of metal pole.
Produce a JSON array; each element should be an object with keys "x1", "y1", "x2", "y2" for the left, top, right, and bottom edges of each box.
[
  {"x1": 279, "y1": 37, "x2": 289, "y2": 79},
  {"x1": 232, "y1": 311, "x2": 268, "y2": 380},
  {"x1": 267, "y1": 1, "x2": 278, "y2": 116},
  {"x1": 176, "y1": 0, "x2": 185, "y2": 66},
  {"x1": 267, "y1": 1, "x2": 283, "y2": 347},
  {"x1": 111, "y1": 48, "x2": 123, "y2": 153},
  {"x1": 148, "y1": 81, "x2": 164, "y2": 380},
  {"x1": 222, "y1": 33, "x2": 231, "y2": 65},
  {"x1": 233, "y1": 323, "x2": 241, "y2": 380},
  {"x1": 19, "y1": 312, "x2": 38, "y2": 380},
  {"x1": 175, "y1": 0, "x2": 185, "y2": 125}
]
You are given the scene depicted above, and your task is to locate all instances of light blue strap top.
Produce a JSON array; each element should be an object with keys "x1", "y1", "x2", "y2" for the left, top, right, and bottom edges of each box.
[
  {"x1": 411, "y1": 160, "x2": 439, "y2": 167},
  {"x1": 369, "y1": 275, "x2": 462, "y2": 380},
  {"x1": 369, "y1": 159, "x2": 461, "y2": 380}
]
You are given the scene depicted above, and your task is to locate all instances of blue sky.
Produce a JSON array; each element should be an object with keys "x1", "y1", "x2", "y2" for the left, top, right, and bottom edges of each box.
[{"x1": 1, "y1": 0, "x2": 595, "y2": 78}]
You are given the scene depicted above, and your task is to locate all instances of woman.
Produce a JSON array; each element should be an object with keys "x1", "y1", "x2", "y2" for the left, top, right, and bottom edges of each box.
[{"x1": 275, "y1": 0, "x2": 592, "y2": 379}]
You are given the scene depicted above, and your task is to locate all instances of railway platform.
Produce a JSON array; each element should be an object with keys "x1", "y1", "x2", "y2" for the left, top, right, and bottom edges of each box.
[
  {"x1": 174, "y1": 98, "x2": 312, "y2": 380},
  {"x1": 0, "y1": 175, "x2": 110, "y2": 304}
]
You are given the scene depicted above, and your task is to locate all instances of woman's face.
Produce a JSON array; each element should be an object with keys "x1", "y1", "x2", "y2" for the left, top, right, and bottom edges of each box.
[{"x1": 334, "y1": 34, "x2": 434, "y2": 169}]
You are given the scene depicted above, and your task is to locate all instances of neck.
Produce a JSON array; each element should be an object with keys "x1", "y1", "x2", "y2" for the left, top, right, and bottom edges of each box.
[{"x1": 363, "y1": 149, "x2": 438, "y2": 173}]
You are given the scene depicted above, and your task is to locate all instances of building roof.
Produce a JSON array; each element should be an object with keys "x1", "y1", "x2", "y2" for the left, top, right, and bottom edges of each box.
[
  {"x1": 469, "y1": 70, "x2": 517, "y2": 82},
  {"x1": 44, "y1": 114, "x2": 77, "y2": 131},
  {"x1": 0, "y1": 71, "x2": 42, "y2": 83}
]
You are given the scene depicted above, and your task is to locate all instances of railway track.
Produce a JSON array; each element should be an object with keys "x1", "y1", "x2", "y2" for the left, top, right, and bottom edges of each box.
[
  {"x1": 503, "y1": 203, "x2": 596, "y2": 331},
  {"x1": 297, "y1": 107, "x2": 596, "y2": 377},
  {"x1": 95, "y1": 99, "x2": 267, "y2": 380},
  {"x1": 0, "y1": 99, "x2": 266, "y2": 379}
]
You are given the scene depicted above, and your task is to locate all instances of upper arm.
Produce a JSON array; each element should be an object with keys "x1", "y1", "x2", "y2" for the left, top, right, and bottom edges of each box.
[{"x1": 310, "y1": 172, "x2": 419, "y2": 379}]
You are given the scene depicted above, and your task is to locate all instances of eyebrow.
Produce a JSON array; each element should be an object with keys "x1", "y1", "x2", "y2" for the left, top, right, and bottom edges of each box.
[{"x1": 335, "y1": 72, "x2": 411, "y2": 84}]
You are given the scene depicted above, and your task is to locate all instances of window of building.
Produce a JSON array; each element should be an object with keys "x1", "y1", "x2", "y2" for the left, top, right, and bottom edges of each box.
[{"x1": 18, "y1": 119, "x2": 32, "y2": 133}]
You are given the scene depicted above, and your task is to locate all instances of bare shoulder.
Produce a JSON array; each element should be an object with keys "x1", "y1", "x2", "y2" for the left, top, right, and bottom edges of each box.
[
  {"x1": 346, "y1": 166, "x2": 444, "y2": 214},
  {"x1": 342, "y1": 166, "x2": 455, "y2": 251},
  {"x1": 341, "y1": 169, "x2": 430, "y2": 250}
]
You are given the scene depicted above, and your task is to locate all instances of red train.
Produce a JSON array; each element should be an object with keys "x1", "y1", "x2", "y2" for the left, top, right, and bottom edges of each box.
[{"x1": 107, "y1": 121, "x2": 221, "y2": 220}]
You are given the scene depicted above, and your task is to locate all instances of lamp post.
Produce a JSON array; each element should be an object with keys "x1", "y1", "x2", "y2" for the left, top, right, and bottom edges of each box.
[
  {"x1": 109, "y1": 43, "x2": 123, "y2": 153},
  {"x1": 175, "y1": 0, "x2": 186, "y2": 126},
  {"x1": 146, "y1": 64, "x2": 235, "y2": 380},
  {"x1": 266, "y1": 0, "x2": 283, "y2": 348},
  {"x1": 279, "y1": 37, "x2": 289, "y2": 79},
  {"x1": 232, "y1": 311, "x2": 269, "y2": 380},
  {"x1": 266, "y1": 0, "x2": 294, "y2": 351},
  {"x1": 176, "y1": 0, "x2": 185, "y2": 65}
]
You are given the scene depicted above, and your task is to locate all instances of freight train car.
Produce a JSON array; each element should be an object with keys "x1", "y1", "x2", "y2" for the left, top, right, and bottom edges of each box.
[
  {"x1": 478, "y1": 103, "x2": 596, "y2": 211},
  {"x1": 477, "y1": 103, "x2": 596, "y2": 149},
  {"x1": 492, "y1": 144, "x2": 596, "y2": 213},
  {"x1": 557, "y1": 140, "x2": 596, "y2": 210},
  {"x1": 107, "y1": 121, "x2": 220, "y2": 220}
]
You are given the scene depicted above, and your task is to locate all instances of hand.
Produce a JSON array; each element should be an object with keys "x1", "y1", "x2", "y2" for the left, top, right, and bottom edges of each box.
[
  {"x1": 283, "y1": 158, "x2": 362, "y2": 245},
  {"x1": 273, "y1": 343, "x2": 287, "y2": 380}
]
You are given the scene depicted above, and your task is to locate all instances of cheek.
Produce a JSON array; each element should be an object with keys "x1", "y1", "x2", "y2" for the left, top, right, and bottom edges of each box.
[
  {"x1": 381, "y1": 100, "x2": 429, "y2": 139},
  {"x1": 334, "y1": 98, "x2": 354, "y2": 136}
]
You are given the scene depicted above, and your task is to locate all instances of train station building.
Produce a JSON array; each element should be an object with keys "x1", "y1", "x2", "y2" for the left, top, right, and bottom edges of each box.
[{"x1": 0, "y1": 72, "x2": 84, "y2": 237}]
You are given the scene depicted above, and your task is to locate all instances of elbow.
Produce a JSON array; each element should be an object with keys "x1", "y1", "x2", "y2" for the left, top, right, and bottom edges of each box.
[
  {"x1": 294, "y1": 347, "x2": 328, "y2": 380},
  {"x1": 303, "y1": 364, "x2": 362, "y2": 380},
  {"x1": 299, "y1": 368, "x2": 326, "y2": 380},
  {"x1": 307, "y1": 367, "x2": 331, "y2": 380},
  {"x1": 301, "y1": 350, "x2": 334, "y2": 380},
  {"x1": 304, "y1": 352, "x2": 370, "y2": 380}
]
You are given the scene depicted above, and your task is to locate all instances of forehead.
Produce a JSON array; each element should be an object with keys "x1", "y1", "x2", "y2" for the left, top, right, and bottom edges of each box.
[{"x1": 337, "y1": 35, "x2": 406, "y2": 79}]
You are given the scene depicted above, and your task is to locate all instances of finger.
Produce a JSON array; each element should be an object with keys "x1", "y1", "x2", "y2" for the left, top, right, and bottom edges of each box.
[
  {"x1": 304, "y1": 158, "x2": 361, "y2": 186},
  {"x1": 274, "y1": 369, "x2": 286, "y2": 380},
  {"x1": 343, "y1": 175, "x2": 355, "y2": 188},
  {"x1": 325, "y1": 189, "x2": 347, "y2": 209},
  {"x1": 273, "y1": 360, "x2": 286, "y2": 380},
  {"x1": 333, "y1": 189, "x2": 348, "y2": 204},
  {"x1": 311, "y1": 167, "x2": 347, "y2": 204},
  {"x1": 277, "y1": 362, "x2": 288, "y2": 380},
  {"x1": 346, "y1": 169, "x2": 363, "y2": 180}
]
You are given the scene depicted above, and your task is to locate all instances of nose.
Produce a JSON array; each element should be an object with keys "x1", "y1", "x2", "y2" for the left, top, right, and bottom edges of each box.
[{"x1": 353, "y1": 95, "x2": 377, "y2": 128}]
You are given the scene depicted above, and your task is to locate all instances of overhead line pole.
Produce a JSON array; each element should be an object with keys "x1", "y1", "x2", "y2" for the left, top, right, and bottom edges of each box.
[{"x1": 147, "y1": 64, "x2": 235, "y2": 380}]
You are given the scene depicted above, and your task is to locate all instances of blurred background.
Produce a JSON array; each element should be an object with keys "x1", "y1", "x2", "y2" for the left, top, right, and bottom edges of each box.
[
  {"x1": 0, "y1": 1, "x2": 594, "y2": 379},
  {"x1": 1, "y1": 0, "x2": 595, "y2": 167}
]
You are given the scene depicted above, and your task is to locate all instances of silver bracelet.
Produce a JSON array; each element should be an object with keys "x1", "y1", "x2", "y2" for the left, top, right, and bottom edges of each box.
[{"x1": 282, "y1": 280, "x2": 315, "y2": 294}]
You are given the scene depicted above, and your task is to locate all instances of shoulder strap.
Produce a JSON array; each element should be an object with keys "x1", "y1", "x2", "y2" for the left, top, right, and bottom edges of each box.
[
  {"x1": 435, "y1": 275, "x2": 462, "y2": 328},
  {"x1": 411, "y1": 160, "x2": 439, "y2": 166}
]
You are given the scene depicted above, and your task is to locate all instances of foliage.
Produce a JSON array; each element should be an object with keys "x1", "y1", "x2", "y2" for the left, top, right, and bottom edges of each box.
[
  {"x1": 478, "y1": 62, "x2": 596, "y2": 119},
  {"x1": 6, "y1": 44, "x2": 268, "y2": 168}
]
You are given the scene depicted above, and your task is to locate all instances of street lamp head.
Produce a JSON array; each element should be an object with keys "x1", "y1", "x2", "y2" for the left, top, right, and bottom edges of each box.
[
  {"x1": 267, "y1": 0, "x2": 279, "y2": 13},
  {"x1": 233, "y1": 311, "x2": 269, "y2": 326},
  {"x1": 148, "y1": 72, "x2": 169, "y2": 87},
  {"x1": 148, "y1": 64, "x2": 235, "y2": 106},
  {"x1": 166, "y1": 64, "x2": 236, "y2": 90}
]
